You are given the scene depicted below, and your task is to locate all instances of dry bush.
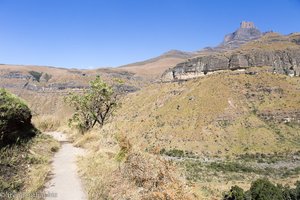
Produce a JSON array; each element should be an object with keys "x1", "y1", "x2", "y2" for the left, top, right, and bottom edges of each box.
[
  {"x1": 79, "y1": 143, "x2": 197, "y2": 199},
  {"x1": 109, "y1": 152, "x2": 197, "y2": 200},
  {"x1": 79, "y1": 152, "x2": 116, "y2": 200},
  {"x1": 32, "y1": 115, "x2": 62, "y2": 131},
  {"x1": 77, "y1": 128, "x2": 197, "y2": 199},
  {"x1": 115, "y1": 133, "x2": 132, "y2": 162}
]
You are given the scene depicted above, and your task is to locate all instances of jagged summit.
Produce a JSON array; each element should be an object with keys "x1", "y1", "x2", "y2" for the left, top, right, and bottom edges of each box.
[
  {"x1": 240, "y1": 21, "x2": 256, "y2": 29},
  {"x1": 220, "y1": 21, "x2": 262, "y2": 49}
]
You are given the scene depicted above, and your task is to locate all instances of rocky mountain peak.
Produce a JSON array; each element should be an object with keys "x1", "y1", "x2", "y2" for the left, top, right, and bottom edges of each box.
[
  {"x1": 240, "y1": 21, "x2": 256, "y2": 29},
  {"x1": 220, "y1": 21, "x2": 262, "y2": 49}
]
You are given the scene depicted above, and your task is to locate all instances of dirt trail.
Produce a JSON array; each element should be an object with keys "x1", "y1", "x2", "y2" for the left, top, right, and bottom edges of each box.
[{"x1": 44, "y1": 132, "x2": 86, "y2": 200}]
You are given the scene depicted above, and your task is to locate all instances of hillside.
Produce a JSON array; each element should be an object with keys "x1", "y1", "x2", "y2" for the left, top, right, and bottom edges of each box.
[
  {"x1": 162, "y1": 32, "x2": 300, "y2": 81},
  {"x1": 76, "y1": 67, "x2": 300, "y2": 199},
  {"x1": 0, "y1": 64, "x2": 142, "y2": 91},
  {"x1": 0, "y1": 64, "x2": 144, "y2": 118},
  {"x1": 107, "y1": 68, "x2": 300, "y2": 156},
  {"x1": 118, "y1": 50, "x2": 194, "y2": 79},
  {"x1": 0, "y1": 89, "x2": 59, "y2": 198},
  {"x1": 0, "y1": 21, "x2": 300, "y2": 200},
  {"x1": 118, "y1": 21, "x2": 267, "y2": 79}
]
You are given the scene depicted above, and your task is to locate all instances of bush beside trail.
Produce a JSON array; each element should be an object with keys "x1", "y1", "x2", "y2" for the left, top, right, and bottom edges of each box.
[{"x1": 0, "y1": 88, "x2": 37, "y2": 147}]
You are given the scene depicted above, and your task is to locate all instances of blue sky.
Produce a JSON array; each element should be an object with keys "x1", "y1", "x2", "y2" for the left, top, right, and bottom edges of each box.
[{"x1": 0, "y1": 0, "x2": 300, "y2": 68}]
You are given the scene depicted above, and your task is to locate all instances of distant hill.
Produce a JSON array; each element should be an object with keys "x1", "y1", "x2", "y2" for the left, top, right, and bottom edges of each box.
[
  {"x1": 118, "y1": 50, "x2": 195, "y2": 79},
  {"x1": 0, "y1": 64, "x2": 143, "y2": 116},
  {"x1": 118, "y1": 21, "x2": 266, "y2": 79}
]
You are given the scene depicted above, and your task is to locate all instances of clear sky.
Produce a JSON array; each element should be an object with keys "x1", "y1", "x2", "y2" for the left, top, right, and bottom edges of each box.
[{"x1": 0, "y1": 0, "x2": 300, "y2": 68}]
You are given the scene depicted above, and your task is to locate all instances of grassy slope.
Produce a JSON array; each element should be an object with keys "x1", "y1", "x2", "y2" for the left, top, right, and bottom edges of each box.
[
  {"x1": 74, "y1": 68, "x2": 300, "y2": 199},
  {"x1": 118, "y1": 57, "x2": 186, "y2": 79},
  {"x1": 0, "y1": 134, "x2": 59, "y2": 200},
  {"x1": 109, "y1": 67, "x2": 300, "y2": 156},
  {"x1": 0, "y1": 88, "x2": 60, "y2": 199}
]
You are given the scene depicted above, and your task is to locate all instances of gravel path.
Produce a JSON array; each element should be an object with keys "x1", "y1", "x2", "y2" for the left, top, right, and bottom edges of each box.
[{"x1": 44, "y1": 132, "x2": 86, "y2": 200}]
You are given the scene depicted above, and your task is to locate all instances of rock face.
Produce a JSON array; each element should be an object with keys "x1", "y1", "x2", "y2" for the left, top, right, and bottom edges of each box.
[
  {"x1": 258, "y1": 110, "x2": 300, "y2": 124},
  {"x1": 219, "y1": 21, "x2": 263, "y2": 49},
  {"x1": 162, "y1": 48, "x2": 300, "y2": 81},
  {"x1": 240, "y1": 21, "x2": 255, "y2": 29},
  {"x1": 162, "y1": 29, "x2": 300, "y2": 82}
]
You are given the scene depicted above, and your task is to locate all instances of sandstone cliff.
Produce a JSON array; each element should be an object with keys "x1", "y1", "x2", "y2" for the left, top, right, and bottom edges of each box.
[
  {"x1": 218, "y1": 21, "x2": 263, "y2": 50},
  {"x1": 162, "y1": 33, "x2": 300, "y2": 81}
]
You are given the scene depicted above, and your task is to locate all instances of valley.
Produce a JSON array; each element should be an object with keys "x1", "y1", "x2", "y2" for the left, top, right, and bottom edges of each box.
[{"x1": 1, "y1": 20, "x2": 300, "y2": 200}]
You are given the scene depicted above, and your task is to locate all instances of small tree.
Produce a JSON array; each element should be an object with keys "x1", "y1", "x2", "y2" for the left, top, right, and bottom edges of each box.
[
  {"x1": 43, "y1": 73, "x2": 52, "y2": 82},
  {"x1": 28, "y1": 71, "x2": 43, "y2": 82},
  {"x1": 65, "y1": 76, "x2": 118, "y2": 133}
]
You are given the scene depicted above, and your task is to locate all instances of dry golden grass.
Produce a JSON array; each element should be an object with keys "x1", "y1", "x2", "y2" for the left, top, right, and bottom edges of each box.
[
  {"x1": 4, "y1": 64, "x2": 299, "y2": 199},
  {"x1": 32, "y1": 115, "x2": 62, "y2": 132},
  {"x1": 15, "y1": 134, "x2": 60, "y2": 200},
  {"x1": 71, "y1": 68, "x2": 300, "y2": 199},
  {"x1": 74, "y1": 128, "x2": 197, "y2": 200},
  {"x1": 239, "y1": 32, "x2": 300, "y2": 51},
  {"x1": 105, "y1": 68, "x2": 300, "y2": 157},
  {"x1": 0, "y1": 64, "x2": 145, "y2": 93},
  {"x1": 119, "y1": 57, "x2": 186, "y2": 79}
]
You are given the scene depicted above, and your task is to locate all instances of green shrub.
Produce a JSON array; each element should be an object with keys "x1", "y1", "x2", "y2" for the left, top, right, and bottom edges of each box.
[
  {"x1": 223, "y1": 185, "x2": 246, "y2": 200},
  {"x1": 223, "y1": 178, "x2": 300, "y2": 200},
  {"x1": 250, "y1": 178, "x2": 284, "y2": 200},
  {"x1": 164, "y1": 149, "x2": 185, "y2": 157},
  {"x1": 28, "y1": 71, "x2": 43, "y2": 82},
  {"x1": 294, "y1": 181, "x2": 300, "y2": 199},
  {"x1": 43, "y1": 73, "x2": 52, "y2": 82},
  {"x1": 208, "y1": 162, "x2": 261, "y2": 174},
  {"x1": 183, "y1": 160, "x2": 204, "y2": 181},
  {"x1": 0, "y1": 89, "x2": 37, "y2": 147},
  {"x1": 65, "y1": 76, "x2": 118, "y2": 133}
]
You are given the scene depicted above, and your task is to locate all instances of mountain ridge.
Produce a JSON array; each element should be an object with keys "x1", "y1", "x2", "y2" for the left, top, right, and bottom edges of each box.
[
  {"x1": 218, "y1": 21, "x2": 263, "y2": 49},
  {"x1": 118, "y1": 21, "x2": 266, "y2": 78},
  {"x1": 162, "y1": 31, "x2": 300, "y2": 81}
]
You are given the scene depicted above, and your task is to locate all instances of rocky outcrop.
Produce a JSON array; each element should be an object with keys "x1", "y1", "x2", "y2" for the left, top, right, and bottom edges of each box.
[
  {"x1": 161, "y1": 22, "x2": 300, "y2": 82},
  {"x1": 258, "y1": 110, "x2": 300, "y2": 124},
  {"x1": 162, "y1": 48, "x2": 300, "y2": 81},
  {"x1": 219, "y1": 21, "x2": 263, "y2": 49},
  {"x1": 0, "y1": 71, "x2": 32, "y2": 80}
]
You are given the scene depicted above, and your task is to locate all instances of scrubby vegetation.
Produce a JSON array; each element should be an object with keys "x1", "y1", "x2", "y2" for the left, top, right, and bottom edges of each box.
[
  {"x1": 65, "y1": 76, "x2": 118, "y2": 133},
  {"x1": 0, "y1": 134, "x2": 59, "y2": 199},
  {"x1": 0, "y1": 88, "x2": 37, "y2": 147},
  {"x1": 2, "y1": 67, "x2": 299, "y2": 199},
  {"x1": 28, "y1": 71, "x2": 43, "y2": 82},
  {"x1": 160, "y1": 148, "x2": 199, "y2": 158},
  {"x1": 43, "y1": 73, "x2": 52, "y2": 82},
  {"x1": 0, "y1": 89, "x2": 59, "y2": 199},
  {"x1": 73, "y1": 69, "x2": 300, "y2": 199},
  {"x1": 76, "y1": 129, "x2": 197, "y2": 200},
  {"x1": 33, "y1": 115, "x2": 62, "y2": 132},
  {"x1": 223, "y1": 178, "x2": 300, "y2": 200}
]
